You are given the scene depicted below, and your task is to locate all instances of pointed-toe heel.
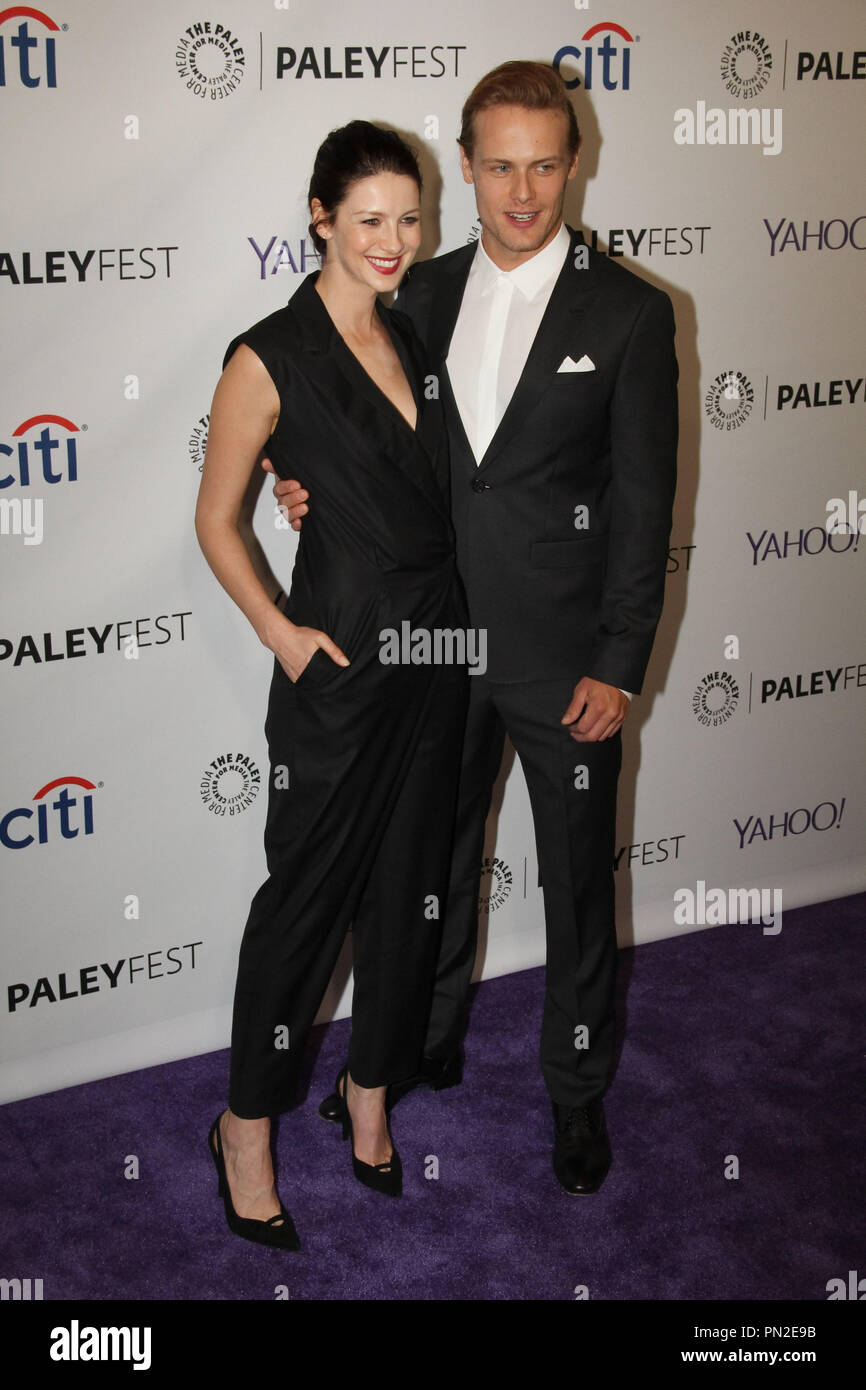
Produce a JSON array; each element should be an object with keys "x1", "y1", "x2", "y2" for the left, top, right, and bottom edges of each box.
[
  {"x1": 208, "y1": 1111, "x2": 301, "y2": 1249},
  {"x1": 334, "y1": 1067, "x2": 402, "y2": 1198}
]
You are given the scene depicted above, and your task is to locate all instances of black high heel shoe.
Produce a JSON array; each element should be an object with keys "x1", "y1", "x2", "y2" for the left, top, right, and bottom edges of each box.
[
  {"x1": 208, "y1": 1110, "x2": 301, "y2": 1249},
  {"x1": 335, "y1": 1067, "x2": 402, "y2": 1198}
]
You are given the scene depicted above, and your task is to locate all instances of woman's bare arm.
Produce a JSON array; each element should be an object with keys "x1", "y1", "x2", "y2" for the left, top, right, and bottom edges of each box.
[{"x1": 194, "y1": 345, "x2": 348, "y2": 678}]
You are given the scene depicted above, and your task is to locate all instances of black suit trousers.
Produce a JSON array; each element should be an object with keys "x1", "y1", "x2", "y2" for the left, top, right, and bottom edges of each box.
[
  {"x1": 228, "y1": 650, "x2": 468, "y2": 1120},
  {"x1": 423, "y1": 673, "x2": 622, "y2": 1108}
]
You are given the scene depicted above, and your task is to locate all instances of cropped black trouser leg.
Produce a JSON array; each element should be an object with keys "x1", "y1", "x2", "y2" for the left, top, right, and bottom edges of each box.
[{"x1": 227, "y1": 652, "x2": 467, "y2": 1120}]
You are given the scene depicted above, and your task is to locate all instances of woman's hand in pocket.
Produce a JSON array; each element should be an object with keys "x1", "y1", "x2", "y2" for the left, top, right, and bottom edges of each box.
[{"x1": 269, "y1": 618, "x2": 350, "y2": 684}]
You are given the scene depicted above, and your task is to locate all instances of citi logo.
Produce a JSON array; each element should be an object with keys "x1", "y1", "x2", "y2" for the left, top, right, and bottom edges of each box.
[
  {"x1": 0, "y1": 6, "x2": 60, "y2": 88},
  {"x1": 0, "y1": 413, "x2": 80, "y2": 489},
  {"x1": 553, "y1": 22, "x2": 636, "y2": 91},
  {"x1": 1, "y1": 775, "x2": 96, "y2": 850}
]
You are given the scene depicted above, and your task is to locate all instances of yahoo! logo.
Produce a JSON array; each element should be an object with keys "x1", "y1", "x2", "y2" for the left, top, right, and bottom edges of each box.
[
  {"x1": 0, "y1": 414, "x2": 80, "y2": 488},
  {"x1": 553, "y1": 22, "x2": 636, "y2": 91},
  {"x1": 763, "y1": 216, "x2": 866, "y2": 256},
  {"x1": 0, "y1": 6, "x2": 60, "y2": 87},
  {"x1": 248, "y1": 236, "x2": 321, "y2": 280},
  {"x1": 1, "y1": 775, "x2": 96, "y2": 850}
]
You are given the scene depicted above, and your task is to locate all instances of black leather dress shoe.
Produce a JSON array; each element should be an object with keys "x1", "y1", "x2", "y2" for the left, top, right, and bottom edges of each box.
[
  {"x1": 552, "y1": 1097, "x2": 612, "y2": 1195},
  {"x1": 317, "y1": 1048, "x2": 464, "y2": 1123},
  {"x1": 420, "y1": 1046, "x2": 464, "y2": 1091}
]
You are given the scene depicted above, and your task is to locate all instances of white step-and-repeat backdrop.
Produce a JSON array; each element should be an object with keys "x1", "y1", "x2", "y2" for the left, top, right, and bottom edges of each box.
[{"x1": 2, "y1": 0, "x2": 864, "y2": 1103}]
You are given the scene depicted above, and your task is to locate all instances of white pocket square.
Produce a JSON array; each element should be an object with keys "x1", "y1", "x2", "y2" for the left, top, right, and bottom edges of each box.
[{"x1": 557, "y1": 354, "x2": 595, "y2": 373}]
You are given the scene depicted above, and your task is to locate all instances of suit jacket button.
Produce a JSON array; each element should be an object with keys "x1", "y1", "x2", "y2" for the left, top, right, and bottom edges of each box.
[{"x1": 471, "y1": 478, "x2": 490, "y2": 493}]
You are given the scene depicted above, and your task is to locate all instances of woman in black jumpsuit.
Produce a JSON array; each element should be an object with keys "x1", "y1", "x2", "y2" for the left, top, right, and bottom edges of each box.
[{"x1": 195, "y1": 124, "x2": 468, "y2": 1248}]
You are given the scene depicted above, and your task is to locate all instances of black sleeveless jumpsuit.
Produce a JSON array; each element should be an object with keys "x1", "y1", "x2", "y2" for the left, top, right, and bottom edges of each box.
[{"x1": 223, "y1": 271, "x2": 469, "y2": 1118}]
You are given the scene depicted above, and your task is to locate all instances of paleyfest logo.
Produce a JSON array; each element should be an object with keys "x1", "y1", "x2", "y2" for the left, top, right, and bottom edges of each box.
[{"x1": 176, "y1": 20, "x2": 245, "y2": 100}]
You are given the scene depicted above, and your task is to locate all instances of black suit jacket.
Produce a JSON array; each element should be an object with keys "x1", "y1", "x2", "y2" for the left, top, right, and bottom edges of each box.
[{"x1": 394, "y1": 224, "x2": 678, "y2": 691}]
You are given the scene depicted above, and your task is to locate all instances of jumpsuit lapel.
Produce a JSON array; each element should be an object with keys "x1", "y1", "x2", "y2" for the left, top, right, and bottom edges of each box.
[{"x1": 289, "y1": 272, "x2": 451, "y2": 522}]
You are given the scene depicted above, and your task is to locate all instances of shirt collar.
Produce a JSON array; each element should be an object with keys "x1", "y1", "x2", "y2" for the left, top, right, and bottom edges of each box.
[{"x1": 473, "y1": 221, "x2": 571, "y2": 301}]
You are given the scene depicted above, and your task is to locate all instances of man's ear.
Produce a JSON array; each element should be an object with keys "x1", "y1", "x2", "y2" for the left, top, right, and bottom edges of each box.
[{"x1": 457, "y1": 143, "x2": 474, "y2": 186}]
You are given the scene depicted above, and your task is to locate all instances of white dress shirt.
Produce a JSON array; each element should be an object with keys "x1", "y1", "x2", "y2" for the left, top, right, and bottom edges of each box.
[
  {"x1": 446, "y1": 222, "x2": 632, "y2": 701},
  {"x1": 447, "y1": 222, "x2": 571, "y2": 464}
]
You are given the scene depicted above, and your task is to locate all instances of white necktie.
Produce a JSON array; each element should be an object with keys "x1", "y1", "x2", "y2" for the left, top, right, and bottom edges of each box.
[{"x1": 475, "y1": 274, "x2": 513, "y2": 462}]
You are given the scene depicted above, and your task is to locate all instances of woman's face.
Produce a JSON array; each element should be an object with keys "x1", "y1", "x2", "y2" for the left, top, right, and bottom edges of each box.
[{"x1": 313, "y1": 171, "x2": 422, "y2": 291}]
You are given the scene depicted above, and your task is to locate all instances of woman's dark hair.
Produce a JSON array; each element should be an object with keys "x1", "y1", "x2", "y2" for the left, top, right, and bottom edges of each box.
[{"x1": 308, "y1": 120, "x2": 423, "y2": 255}]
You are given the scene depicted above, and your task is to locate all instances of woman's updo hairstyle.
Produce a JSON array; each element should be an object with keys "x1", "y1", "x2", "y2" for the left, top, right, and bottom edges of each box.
[{"x1": 308, "y1": 120, "x2": 423, "y2": 256}]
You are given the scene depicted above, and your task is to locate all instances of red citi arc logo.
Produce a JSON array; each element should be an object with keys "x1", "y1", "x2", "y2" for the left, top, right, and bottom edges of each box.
[
  {"x1": 553, "y1": 21, "x2": 636, "y2": 91},
  {"x1": 1, "y1": 776, "x2": 97, "y2": 850},
  {"x1": 0, "y1": 6, "x2": 60, "y2": 87},
  {"x1": 0, "y1": 413, "x2": 80, "y2": 487}
]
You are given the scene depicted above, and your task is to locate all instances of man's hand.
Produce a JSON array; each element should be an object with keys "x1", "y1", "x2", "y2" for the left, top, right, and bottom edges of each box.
[
  {"x1": 561, "y1": 678, "x2": 629, "y2": 742},
  {"x1": 262, "y1": 457, "x2": 308, "y2": 531}
]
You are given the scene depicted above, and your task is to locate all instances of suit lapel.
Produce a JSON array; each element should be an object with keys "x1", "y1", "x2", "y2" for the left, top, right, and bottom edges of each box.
[
  {"x1": 426, "y1": 242, "x2": 476, "y2": 365},
  {"x1": 422, "y1": 242, "x2": 481, "y2": 474},
  {"x1": 440, "y1": 365, "x2": 476, "y2": 475},
  {"x1": 475, "y1": 226, "x2": 599, "y2": 474}
]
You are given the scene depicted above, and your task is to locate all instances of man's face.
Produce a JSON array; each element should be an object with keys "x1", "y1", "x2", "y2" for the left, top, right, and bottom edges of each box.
[{"x1": 459, "y1": 104, "x2": 579, "y2": 271}]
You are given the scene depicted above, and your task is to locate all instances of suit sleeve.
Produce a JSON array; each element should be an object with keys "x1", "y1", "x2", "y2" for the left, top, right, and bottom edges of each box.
[{"x1": 586, "y1": 289, "x2": 678, "y2": 694}]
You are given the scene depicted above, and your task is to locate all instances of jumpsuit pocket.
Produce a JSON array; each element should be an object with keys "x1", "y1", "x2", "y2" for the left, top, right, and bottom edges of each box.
[
  {"x1": 292, "y1": 646, "x2": 342, "y2": 691},
  {"x1": 290, "y1": 588, "x2": 390, "y2": 694}
]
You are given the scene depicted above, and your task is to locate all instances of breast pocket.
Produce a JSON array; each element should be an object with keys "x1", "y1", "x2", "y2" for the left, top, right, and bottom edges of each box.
[
  {"x1": 530, "y1": 535, "x2": 608, "y2": 567},
  {"x1": 550, "y1": 369, "x2": 598, "y2": 384},
  {"x1": 546, "y1": 368, "x2": 611, "y2": 408}
]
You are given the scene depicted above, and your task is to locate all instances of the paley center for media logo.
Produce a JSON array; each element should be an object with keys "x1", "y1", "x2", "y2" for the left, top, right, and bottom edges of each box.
[
  {"x1": 176, "y1": 20, "x2": 245, "y2": 100},
  {"x1": 674, "y1": 29, "x2": 781, "y2": 155}
]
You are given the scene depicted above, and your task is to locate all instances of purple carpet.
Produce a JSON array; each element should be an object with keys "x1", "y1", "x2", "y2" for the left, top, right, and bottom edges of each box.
[{"x1": 2, "y1": 893, "x2": 863, "y2": 1301}]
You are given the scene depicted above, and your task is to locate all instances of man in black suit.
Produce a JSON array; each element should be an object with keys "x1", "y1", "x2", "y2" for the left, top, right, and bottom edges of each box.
[{"x1": 274, "y1": 62, "x2": 678, "y2": 1194}]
